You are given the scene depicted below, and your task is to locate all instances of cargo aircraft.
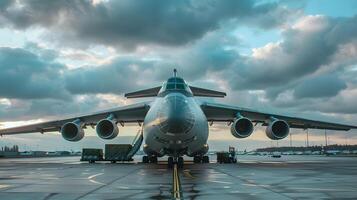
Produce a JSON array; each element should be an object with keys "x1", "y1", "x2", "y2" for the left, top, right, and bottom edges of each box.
[{"x1": 1, "y1": 69, "x2": 356, "y2": 167}]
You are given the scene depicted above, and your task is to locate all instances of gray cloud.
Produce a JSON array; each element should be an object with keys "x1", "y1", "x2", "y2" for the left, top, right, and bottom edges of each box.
[
  {"x1": 0, "y1": 0, "x2": 296, "y2": 50},
  {"x1": 0, "y1": 47, "x2": 69, "y2": 99},
  {"x1": 293, "y1": 74, "x2": 347, "y2": 98},
  {"x1": 0, "y1": 0, "x2": 12, "y2": 11},
  {"x1": 64, "y1": 58, "x2": 158, "y2": 94},
  {"x1": 0, "y1": 96, "x2": 100, "y2": 121},
  {"x1": 228, "y1": 15, "x2": 357, "y2": 98}
]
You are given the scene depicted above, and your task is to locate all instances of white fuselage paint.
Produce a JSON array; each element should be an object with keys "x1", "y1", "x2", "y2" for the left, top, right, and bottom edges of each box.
[{"x1": 143, "y1": 92, "x2": 209, "y2": 157}]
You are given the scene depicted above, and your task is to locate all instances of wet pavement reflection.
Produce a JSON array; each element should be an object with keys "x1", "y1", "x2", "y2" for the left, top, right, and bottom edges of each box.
[{"x1": 0, "y1": 155, "x2": 357, "y2": 199}]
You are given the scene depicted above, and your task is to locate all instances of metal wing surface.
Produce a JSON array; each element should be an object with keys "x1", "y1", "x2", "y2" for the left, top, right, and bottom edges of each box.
[
  {"x1": 0, "y1": 102, "x2": 150, "y2": 135},
  {"x1": 201, "y1": 102, "x2": 357, "y2": 131}
]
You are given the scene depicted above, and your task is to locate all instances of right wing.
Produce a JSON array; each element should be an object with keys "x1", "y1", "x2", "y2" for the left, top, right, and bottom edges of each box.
[
  {"x1": 0, "y1": 102, "x2": 151, "y2": 135},
  {"x1": 201, "y1": 102, "x2": 357, "y2": 131}
]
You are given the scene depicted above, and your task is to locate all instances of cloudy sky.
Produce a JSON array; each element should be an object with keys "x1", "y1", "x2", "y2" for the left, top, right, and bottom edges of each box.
[{"x1": 1, "y1": 0, "x2": 357, "y2": 151}]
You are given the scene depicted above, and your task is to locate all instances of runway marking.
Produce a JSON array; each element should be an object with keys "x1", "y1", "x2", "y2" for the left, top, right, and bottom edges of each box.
[
  {"x1": 209, "y1": 180, "x2": 232, "y2": 184},
  {"x1": 88, "y1": 173, "x2": 103, "y2": 179},
  {"x1": 293, "y1": 187, "x2": 354, "y2": 192},
  {"x1": 87, "y1": 173, "x2": 105, "y2": 185},
  {"x1": 75, "y1": 167, "x2": 141, "y2": 200},
  {"x1": 172, "y1": 164, "x2": 182, "y2": 199},
  {"x1": 183, "y1": 169, "x2": 195, "y2": 179},
  {"x1": 0, "y1": 184, "x2": 10, "y2": 189}
]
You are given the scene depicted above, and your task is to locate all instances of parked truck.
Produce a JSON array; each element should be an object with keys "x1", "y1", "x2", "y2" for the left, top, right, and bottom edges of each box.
[
  {"x1": 81, "y1": 148, "x2": 104, "y2": 163},
  {"x1": 216, "y1": 146, "x2": 237, "y2": 164}
]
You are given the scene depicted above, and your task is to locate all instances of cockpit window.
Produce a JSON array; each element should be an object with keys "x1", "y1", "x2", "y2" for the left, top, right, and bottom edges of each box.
[
  {"x1": 168, "y1": 77, "x2": 184, "y2": 83},
  {"x1": 176, "y1": 83, "x2": 185, "y2": 90},
  {"x1": 166, "y1": 83, "x2": 175, "y2": 90},
  {"x1": 158, "y1": 76, "x2": 193, "y2": 96},
  {"x1": 165, "y1": 77, "x2": 187, "y2": 90}
]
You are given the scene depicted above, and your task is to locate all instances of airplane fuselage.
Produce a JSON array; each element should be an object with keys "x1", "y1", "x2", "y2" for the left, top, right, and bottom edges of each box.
[{"x1": 143, "y1": 92, "x2": 209, "y2": 157}]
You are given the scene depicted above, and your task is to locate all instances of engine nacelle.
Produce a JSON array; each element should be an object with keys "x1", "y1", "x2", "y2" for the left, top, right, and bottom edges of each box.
[
  {"x1": 61, "y1": 119, "x2": 84, "y2": 142},
  {"x1": 96, "y1": 114, "x2": 119, "y2": 139},
  {"x1": 265, "y1": 118, "x2": 290, "y2": 140},
  {"x1": 230, "y1": 117, "x2": 254, "y2": 138}
]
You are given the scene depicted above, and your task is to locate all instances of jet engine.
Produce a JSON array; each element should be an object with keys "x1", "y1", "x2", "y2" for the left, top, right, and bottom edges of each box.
[
  {"x1": 61, "y1": 119, "x2": 84, "y2": 142},
  {"x1": 230, "y1": 116, "x2": 254, "y2": 138},
  {"x1": 265, "y1": 118, "x2": 290, "y2": 140},
  {"x1": 96, "y1": 114, "x2": 119, "y2": 139}
]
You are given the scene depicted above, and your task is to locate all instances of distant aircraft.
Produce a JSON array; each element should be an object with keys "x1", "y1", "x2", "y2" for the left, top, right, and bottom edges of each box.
[{"x1": 1, "y1": 69, "x2": 356, "y2": 167}]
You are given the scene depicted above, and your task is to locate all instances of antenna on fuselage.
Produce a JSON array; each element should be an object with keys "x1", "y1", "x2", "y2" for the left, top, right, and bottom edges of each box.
[{"x1": 173, "y1": 68, "x2": 177, "y2": 77}]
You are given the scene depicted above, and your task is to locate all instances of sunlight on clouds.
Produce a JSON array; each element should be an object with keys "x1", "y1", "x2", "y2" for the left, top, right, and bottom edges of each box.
[
  {"x1": 251, "y1": 42, "x2": 281, "y2": 59},
  {"x1": 91, "y1": 0, "x2": 107, "y2": 5},
  {"x1": 292, "y1": 15, "x2": 329, "y2": 32},
  {"x1": 0, "y1": 119, "x2": 44, "y2": 129},
  {"x1": 248, "y1": 90, "x2": 269, "y2": 103},
  {"x1": 0, "y1": 99, "x2": 11, "y2": 107},
  {"x1": 96, "y1": 94, "x2": 134, "y2": 107},
  {"x1": 59, "y1": 49, "x2": 116, "y2": 69},
  {"x1": 275, "y1": 90, "x2": 294, "y2": 103}
]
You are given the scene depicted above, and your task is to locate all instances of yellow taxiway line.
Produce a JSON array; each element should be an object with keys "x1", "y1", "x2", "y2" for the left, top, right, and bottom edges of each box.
[{"x1": 172, "y1": 164, "x2": 181, "y2": 199}]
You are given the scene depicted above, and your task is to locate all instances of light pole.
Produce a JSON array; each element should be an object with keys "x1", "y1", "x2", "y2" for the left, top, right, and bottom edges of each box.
[{"x1": 306, "y1": 129, "x2": 309, "y2": 147}]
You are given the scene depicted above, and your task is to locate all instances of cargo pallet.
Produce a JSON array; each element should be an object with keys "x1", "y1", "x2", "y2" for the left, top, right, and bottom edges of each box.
[{"x1": 80, "y1": 129, "x2": 143, "y2": 163}]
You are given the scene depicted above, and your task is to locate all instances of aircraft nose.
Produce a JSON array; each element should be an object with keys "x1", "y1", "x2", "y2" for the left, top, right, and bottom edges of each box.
[{"x1": 158, "y1": 95, "x2": 195, "y2": 134}]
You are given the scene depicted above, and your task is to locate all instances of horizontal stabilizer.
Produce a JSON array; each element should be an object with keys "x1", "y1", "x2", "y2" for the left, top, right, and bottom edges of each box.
[
  {"x1": 189, "y1": 86, "x2": 226, "y2": 97},
  {"x1": 125, "y1": 86, "x2": 161, "y2": 98}
]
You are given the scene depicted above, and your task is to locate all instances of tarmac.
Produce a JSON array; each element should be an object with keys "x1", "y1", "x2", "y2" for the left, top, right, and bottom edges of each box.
[{"x1": 0, "y1": 155, "x2": 357, "y2": 200}]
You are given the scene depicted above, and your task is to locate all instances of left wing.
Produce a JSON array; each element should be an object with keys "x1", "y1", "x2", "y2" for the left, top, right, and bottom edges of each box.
[
  {"x1": 0, "y1": 102, "x2": 150, "y2": 135},
  {"x1": 200, "y1": 102, "x2": 357, "y2": 131}
]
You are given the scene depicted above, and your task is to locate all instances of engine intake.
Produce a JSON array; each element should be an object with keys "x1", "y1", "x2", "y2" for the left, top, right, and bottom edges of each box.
[
  {"x1": 96, "y1": 114, "x2": 119, "y2": 139},
  {"x1": 61, "y1": 119, "x2": 84, "y2": 142},
  {"x1": 265, "y1": 118, "x2": 290, "y2": 140},
  {"x1": 230, "y1": 116, "x2": 254, "y2": 138}
]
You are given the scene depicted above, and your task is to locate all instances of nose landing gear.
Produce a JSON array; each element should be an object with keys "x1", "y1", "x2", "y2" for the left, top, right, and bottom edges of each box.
[{"x1": 168, "y1": 156, "x2": 184, "y2": 168}]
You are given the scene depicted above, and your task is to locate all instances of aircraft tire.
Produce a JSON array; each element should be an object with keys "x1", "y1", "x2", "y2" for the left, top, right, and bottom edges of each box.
[
  {"x1": 142, "y1": 155, "x2": 149, "y2": 163},
  {"x1": 203, "y1": 156, "x2": 209, "y2": 163},
  {"x1": 168, "y1": 157, "x2": 174, "y2": 168},
  {"x1": 150, "y1": 156, "x2": 158, "y2": 163},
  {"x1": 178, "y1": 157, "x2": 184, "y2": 168},
  {"x1": 193, "y1": 156, "x2": 201, "y2": 163}
]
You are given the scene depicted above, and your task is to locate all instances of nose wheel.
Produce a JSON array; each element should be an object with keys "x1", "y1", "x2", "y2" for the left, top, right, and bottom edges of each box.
[{"x1": 168, "y1": 157, "x2": 184, "y2": 168}]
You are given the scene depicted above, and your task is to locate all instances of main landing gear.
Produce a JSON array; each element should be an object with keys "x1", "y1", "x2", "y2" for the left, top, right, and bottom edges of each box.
[
  {"x1": 142, "y1": 155, "x2": 158, "y2": 163},
  {"x1": 168, "y1": 156, "x2": 184, "y2": 169},
  {"x1": 193, "y1": 155, "x2": 209, "y2": 164}
]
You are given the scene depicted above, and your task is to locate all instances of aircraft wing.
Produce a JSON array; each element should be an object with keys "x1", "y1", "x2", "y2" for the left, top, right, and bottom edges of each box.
[
  {"x1": 200, "y1": 102, "x2": 357, "y2": 131},
  {"x1": 0, "y1": 102, "x2": 150, "y2": 135}
]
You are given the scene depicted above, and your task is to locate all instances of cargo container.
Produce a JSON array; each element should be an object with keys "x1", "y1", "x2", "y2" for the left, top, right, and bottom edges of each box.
[
  {"x1": 81, "y1": 148, "x2": 103, "y2": 163},
  {"x1": 105, "y1": 144, "x2": 134, "y2": 163}
]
